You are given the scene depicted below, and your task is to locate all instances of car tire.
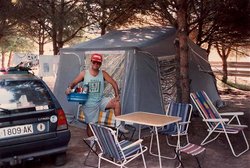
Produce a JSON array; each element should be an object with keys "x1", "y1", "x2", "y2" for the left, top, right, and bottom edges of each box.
[{"x1": 54, "y1": 153, "x2": 66, "y2": 166}]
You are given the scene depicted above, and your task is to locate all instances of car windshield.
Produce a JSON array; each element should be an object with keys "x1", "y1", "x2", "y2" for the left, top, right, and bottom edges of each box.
[{"x1": 0, "y1": 80, "x2": 52, "y2": 113}]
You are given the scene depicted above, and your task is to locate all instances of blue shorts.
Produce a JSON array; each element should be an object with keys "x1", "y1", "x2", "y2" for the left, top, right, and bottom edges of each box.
[{"x1": 82, "y1": 97, "x2": 111, "y2": 123}]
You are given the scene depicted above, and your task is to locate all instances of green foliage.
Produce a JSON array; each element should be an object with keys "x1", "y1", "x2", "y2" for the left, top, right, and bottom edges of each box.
[
  {"x1": 0, "y1": 0, "x2": 19, "y2": 40},
  {"x1": 0, "y1": 35, "x2": 35, "y2": 53},
  {"x1": 147, "y1": 0, "x2": 250, "y2": 50},
  {"x1": 85, "y1": 0, "x2": 143, "y2": 35},
  {"x1": 226, "y1": 81, "x2": 250, "y2": 91},
  {"x1": 18, "y1": 0, "x2": 92, "y2": 54},
  {"x1": 214, "y1": 0, "x2": 250, "y2": 44},
  {"x1": 1, "y1": 0, "x2": 249, "y2": 55}
]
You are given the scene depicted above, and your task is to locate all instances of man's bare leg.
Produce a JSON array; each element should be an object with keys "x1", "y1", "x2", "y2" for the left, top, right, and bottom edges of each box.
[
  {"x1": 105, "y1": 98, "x2": 121, "y2": 116},
  {"x1": 86, "y1": 124, "x2": 93, "y2": 137},
  {"x1": 105, "y1": 98, "x2": 128, "y2": 133}
]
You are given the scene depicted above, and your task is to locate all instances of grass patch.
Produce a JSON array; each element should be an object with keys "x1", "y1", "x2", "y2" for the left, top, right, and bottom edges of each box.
[{"x1": 225, "y1": 81, "x2": 250, "y2": 91}]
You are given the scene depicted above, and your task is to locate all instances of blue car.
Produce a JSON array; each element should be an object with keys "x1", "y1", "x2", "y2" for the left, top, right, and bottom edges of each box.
[{"x1": 0, "y1": 67, "x2": 71, "y2": 166}]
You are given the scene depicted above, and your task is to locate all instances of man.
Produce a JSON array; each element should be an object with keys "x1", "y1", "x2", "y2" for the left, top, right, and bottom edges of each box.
[{"x1": 65, "y1": 53, "x2": 128, "y2": 137}]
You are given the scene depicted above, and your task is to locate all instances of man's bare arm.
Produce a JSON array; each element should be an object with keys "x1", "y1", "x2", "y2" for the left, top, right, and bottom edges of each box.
[{"x1": 65, "y1": 71, "x2": 85, "y2": 94}]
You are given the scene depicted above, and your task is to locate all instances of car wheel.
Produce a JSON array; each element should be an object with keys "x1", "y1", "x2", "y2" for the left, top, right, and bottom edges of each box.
[{"x1": 54, "y1": 153, "x2": 66, "y2": 166}]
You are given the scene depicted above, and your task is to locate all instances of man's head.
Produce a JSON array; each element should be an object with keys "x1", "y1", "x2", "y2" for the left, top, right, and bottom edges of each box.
[
  {"x1": 91, "y1": 53, "x2": 102, "y2": 63},
  {"x1": 91, "y1": 53, "x2": 102, "y2": 70}
]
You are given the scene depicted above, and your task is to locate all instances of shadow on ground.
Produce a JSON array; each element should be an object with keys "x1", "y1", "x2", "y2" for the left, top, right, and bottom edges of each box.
[{"x1": 10, "y1": 89, "x2": 250, "y2": 168}]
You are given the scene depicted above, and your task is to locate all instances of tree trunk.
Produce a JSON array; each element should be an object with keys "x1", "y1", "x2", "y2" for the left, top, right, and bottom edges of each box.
[
  {"x1": 7, "y1": 51, "x2": 13, "y2": 67},
  {"x1": 174, "y1": 38, "x2": 181, "y2": 102},
  {"x1": 52, "y1": 21, "x2": 58, "y2": 55},
  {"x1": 222, "y1": 57, "x2": 228, "y2": 82},
  {"x1": 1, "y1": 52, "x2": 5, "y2": 68},
  {"x1": 39, "y1": 42, "x2": 44, "y2": 55},
  {"x1": 57, "y1": 0, "x2": 64, "y2": 54},
  {"x1": 52, "y1": 40, "x2": 58, "y2": 55},
  {"x1": 205, "y1": 39, "x2": 212, "y2": 55},
  {"x1": 215, "y1": 43, "x2": 231, "y2": 83},
  {"x1": 51, "y1": 0, "x2": 59, "y2": 55},
  {"x1": 58, "y1": 41, "x2": 64, "y2": 51},
  {"x1": 52, "y1": 33, "x2": 58, "y2": 55},
  {"x1": 101, "y1": 26, "x2": 106, "y2": 36},
  {"x1": 176, "y1": 0, "x2": 189, "y2": 103}
]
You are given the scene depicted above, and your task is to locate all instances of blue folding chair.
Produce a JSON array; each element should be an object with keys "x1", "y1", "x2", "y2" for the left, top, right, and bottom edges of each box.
[
  {"x1": 149, "y1": 102, "x2": 193, "y2": 159},
  {"x1": 89, "y1": 123, "x2": 147, "y2": 168}
]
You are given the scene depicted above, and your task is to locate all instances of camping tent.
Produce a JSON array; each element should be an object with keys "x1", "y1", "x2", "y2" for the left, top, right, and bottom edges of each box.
[{"x1": 54, "y1": 26, "x2": 221, "y2": 120}]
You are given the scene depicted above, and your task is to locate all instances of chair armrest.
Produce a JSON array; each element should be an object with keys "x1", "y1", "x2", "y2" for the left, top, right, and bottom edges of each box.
[
  {"x1": 220, "y1": 112, "x2": 244, "y2": 116},
  {"x1": 122, "y1": 139, "x2": 143, "y2": 151},
  {"x1": 203, "y1": 118, "x2": 229, "y2": 122},
  {"x1": 83, "y1": 136, "x2": 96, "y2": 141},
  {"x1": 227, "y1": 124, "x2": 248, "y2": 128}
]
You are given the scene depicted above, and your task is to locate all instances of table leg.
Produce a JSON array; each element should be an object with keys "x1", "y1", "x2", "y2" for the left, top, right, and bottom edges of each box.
[
  {"x1": 138, "y1": 124, "x2": 141, "y2": 138},
  {"x1": 176, "y1": 122, "x2": 180, "y2": 150},
  {"x1": 155, "y1": 126, "x2": 162, "y2": 168}
]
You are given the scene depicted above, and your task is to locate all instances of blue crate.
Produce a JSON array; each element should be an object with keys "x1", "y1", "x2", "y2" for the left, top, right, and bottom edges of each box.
[{"x1": 67, "y1": 93, "x2": 88, "y2": 103}]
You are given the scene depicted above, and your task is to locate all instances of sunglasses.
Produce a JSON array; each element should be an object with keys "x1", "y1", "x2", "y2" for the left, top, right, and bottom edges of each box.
[{"x1": 92, "y1": 61, "x2": 101, "y2": 65}]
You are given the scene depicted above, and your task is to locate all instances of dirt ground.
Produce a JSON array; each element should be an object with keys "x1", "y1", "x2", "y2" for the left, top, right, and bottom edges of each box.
[{"x1": 14, "y1": 84, "x2": 250, "y2": 168}]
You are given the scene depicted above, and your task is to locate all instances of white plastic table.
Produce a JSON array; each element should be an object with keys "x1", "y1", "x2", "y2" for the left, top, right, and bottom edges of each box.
[{"x1": 116, "y1": 111, "x2": 181, "y2": 168}]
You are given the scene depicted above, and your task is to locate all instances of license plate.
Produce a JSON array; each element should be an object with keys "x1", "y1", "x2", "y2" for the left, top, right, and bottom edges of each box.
[{"x1": 0, "y1": 124, "x2": 33, "y2": 139}]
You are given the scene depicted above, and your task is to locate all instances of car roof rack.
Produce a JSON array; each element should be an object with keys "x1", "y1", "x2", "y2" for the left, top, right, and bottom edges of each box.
[{"x1": 6, "y1": 63, "x2": 33, "y2": 74}]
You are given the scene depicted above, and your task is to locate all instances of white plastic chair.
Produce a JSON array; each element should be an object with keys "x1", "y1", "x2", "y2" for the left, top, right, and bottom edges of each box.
[{"x1": 190, "y1": 90, "x2": 249, "y2": 157}]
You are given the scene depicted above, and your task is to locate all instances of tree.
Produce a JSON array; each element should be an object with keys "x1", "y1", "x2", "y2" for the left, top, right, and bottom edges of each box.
[
  {"x1": 215, "y1": 42, "x2": 231, "y2": 82},
  {"x1": 187, "y1": 0, "x2": 220, "y2": 52},
  {"x1": 0, "y1": 35, "x2": 34, "y2": 68},
  {"x1": 145, "y1": 0, "x2": 190, "y2": 102},
  {"x1": 0, "y1": 0, "x2": 18, "y2": 41},
  {"x1": 210, "y1": 0, "x2": 250, "y2": 82},
  {"x1": 0, "y1": 0, "x2": 22, "y2": 68},
  {"x1": 19, "y1": 0, "x2": 90, "y2": 55},
  {"x1": 85, "y1": 0, "x2": 143, "y2": 35},
  {"x1": 142, "y1": 0, "x2": 250, "y2": 102},
  {"x1": 176, "y1": 0, "x2": 189, "y2": 103},
  {"x1": 182, "y1": 0, "x2": 250, "y2": 51},
  {"x1": 18, "y1": 18, "x2": 51, "y2": 55},
  {"x1": 215, "y1": 0, "x2": 250, "y2": 44}
]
